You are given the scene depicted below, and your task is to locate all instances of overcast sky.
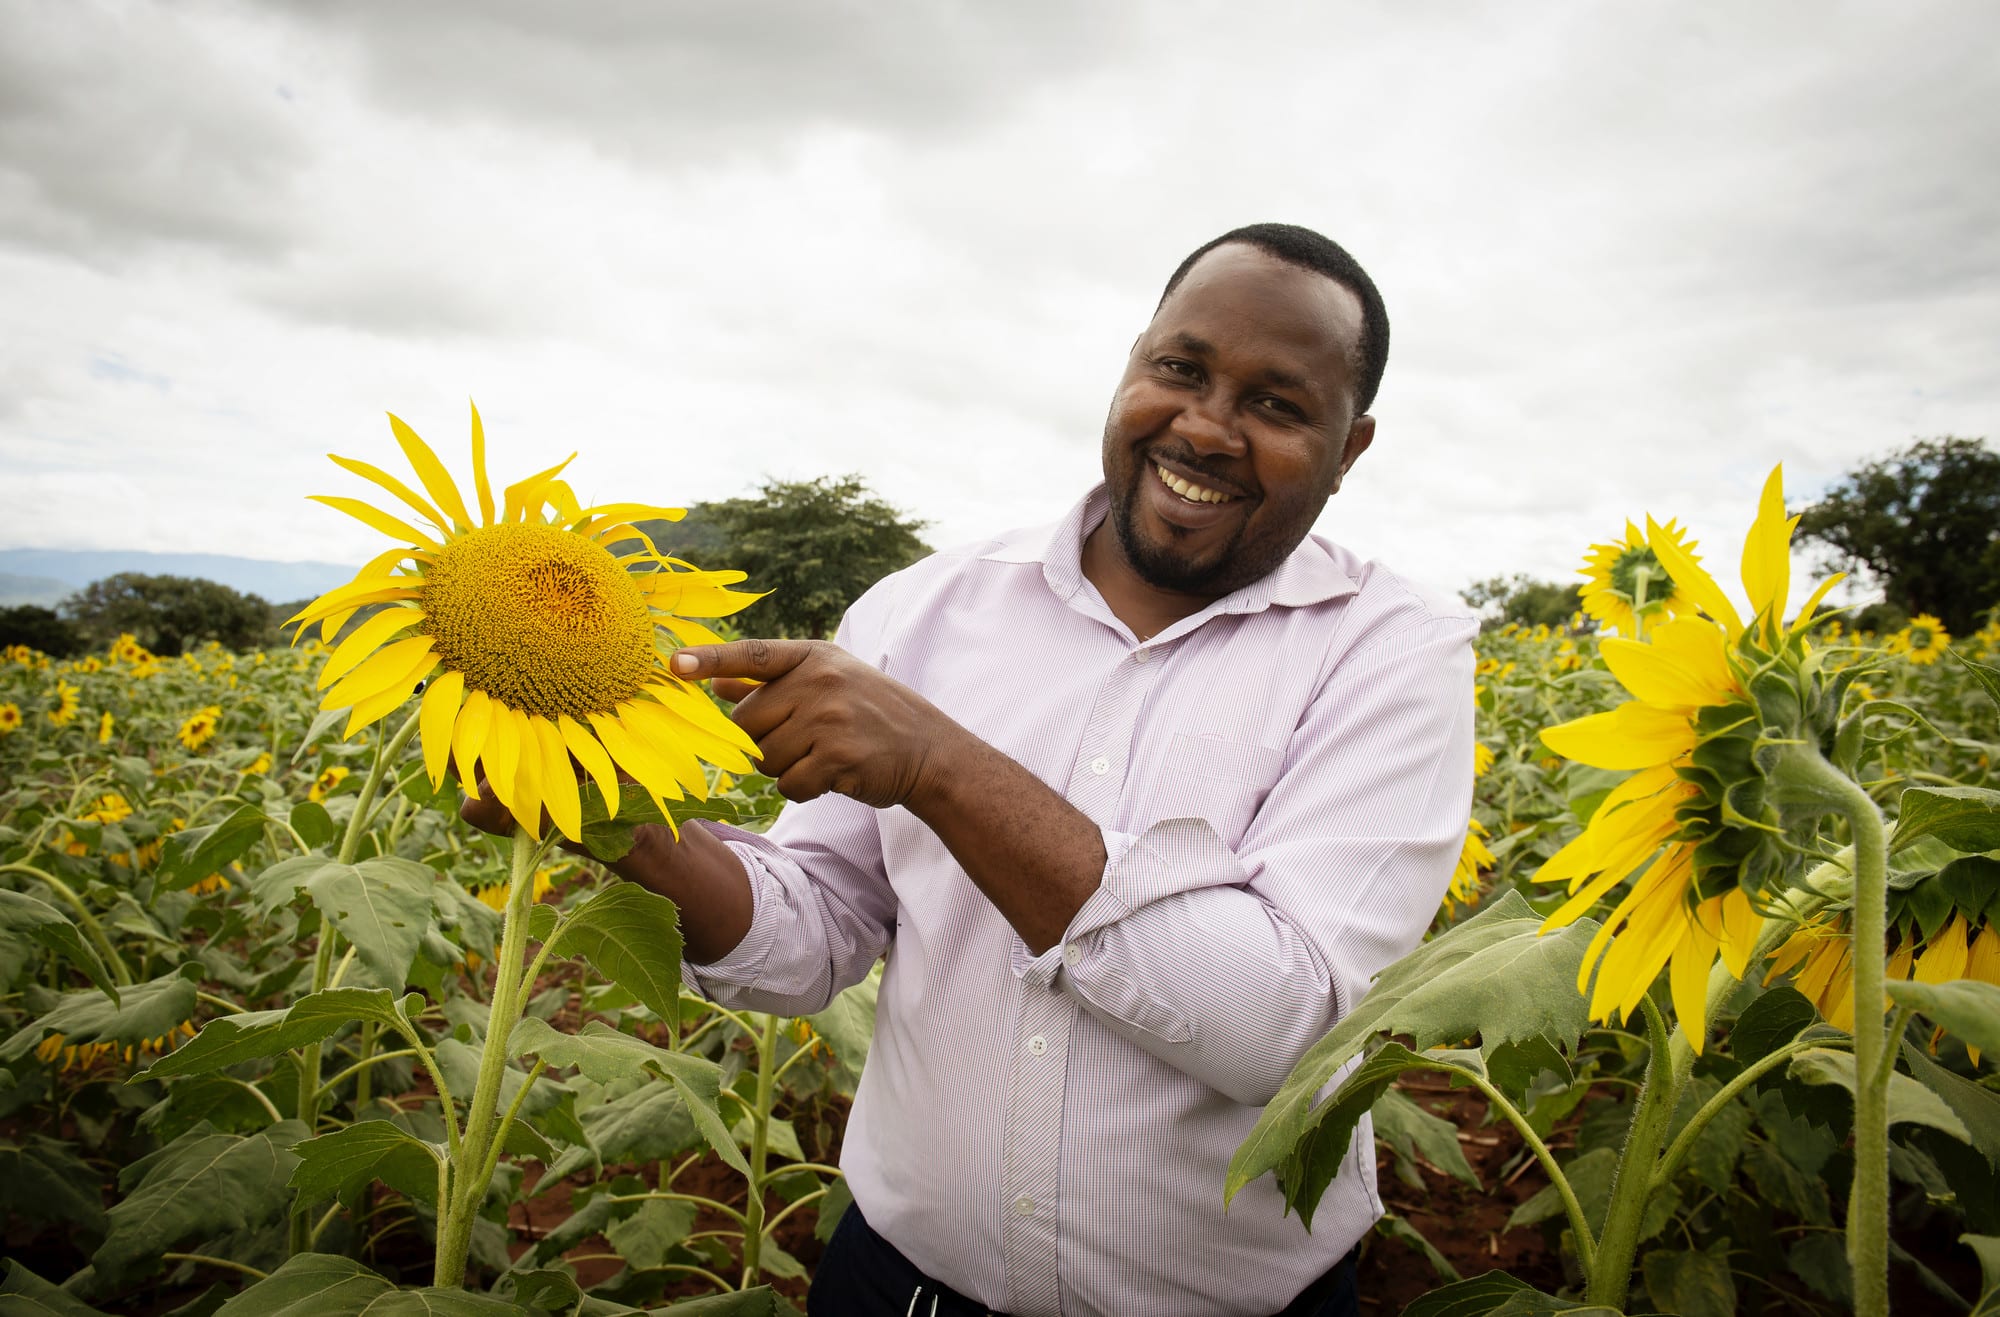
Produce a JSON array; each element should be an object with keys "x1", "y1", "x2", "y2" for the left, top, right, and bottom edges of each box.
[{"x1": 3, "y1": 1, "x2": 1995, "y2": 608}]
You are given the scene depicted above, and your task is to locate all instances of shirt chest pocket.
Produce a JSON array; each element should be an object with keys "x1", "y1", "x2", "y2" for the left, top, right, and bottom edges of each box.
[{"x1": 1142, "y1": 732, "x2": 1286, "y2": 848}]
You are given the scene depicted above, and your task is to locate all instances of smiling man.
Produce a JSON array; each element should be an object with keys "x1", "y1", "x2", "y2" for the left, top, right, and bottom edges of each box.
[{"x1": 472, "y1": 223, "x2": 1476, "y2": 1315}]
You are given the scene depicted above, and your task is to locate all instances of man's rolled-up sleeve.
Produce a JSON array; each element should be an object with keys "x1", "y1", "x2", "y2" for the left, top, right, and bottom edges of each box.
[{"x1": 1023, "y1": 613, "x2": 1477, "y2": 1106}]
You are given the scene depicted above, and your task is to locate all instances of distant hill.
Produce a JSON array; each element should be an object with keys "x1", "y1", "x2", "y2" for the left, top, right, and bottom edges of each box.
[{"x1": 0, "y1": 549, "x2": 357, "y2": 607}]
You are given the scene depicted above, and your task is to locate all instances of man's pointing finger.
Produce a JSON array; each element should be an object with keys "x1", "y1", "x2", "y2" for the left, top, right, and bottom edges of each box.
[{"x1": 671, "y1": 638, "x2": 817, "y2": 682}]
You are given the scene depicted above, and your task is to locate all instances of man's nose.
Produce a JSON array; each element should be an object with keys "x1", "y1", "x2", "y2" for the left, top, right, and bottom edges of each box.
[{"x1": 1172, "y1": 392, "x2": 1244, "y2": 455}]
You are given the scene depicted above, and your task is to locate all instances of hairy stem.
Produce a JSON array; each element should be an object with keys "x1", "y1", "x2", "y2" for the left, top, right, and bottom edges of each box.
[
  {"x1": 1586, "y1": 995, "x2": 1682, "y2": 1310},
  {"x1": 740, "y1": 1011, "x2": 781, "y2": 1287}
]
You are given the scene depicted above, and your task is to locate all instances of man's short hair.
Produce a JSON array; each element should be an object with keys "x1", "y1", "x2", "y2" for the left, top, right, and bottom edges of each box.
[{"x1": 1159, "y1": 223, "x2": 1390, "y2": 415}]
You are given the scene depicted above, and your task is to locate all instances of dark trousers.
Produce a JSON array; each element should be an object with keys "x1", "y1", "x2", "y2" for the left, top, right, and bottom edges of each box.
[{"x1": 808, "y1": 1205, "x2": 1360, "y2": 1317}]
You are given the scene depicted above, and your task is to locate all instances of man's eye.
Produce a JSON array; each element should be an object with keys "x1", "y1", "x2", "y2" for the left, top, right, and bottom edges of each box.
[
  {"x1": 1159, "y1": 358, "x2": 1199, "y2": 379},
  {"x1": 1260, "y1": 396, "x2": 1304, "y2": 418}
]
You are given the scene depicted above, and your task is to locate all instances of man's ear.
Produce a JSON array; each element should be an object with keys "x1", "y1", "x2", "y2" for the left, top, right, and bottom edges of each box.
[{"x1": 1333, "y1": 415, "x2": 1376, "y2": 489}]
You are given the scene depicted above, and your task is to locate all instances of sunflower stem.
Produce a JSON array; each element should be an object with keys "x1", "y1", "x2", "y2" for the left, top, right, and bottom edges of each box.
[
  {"x1": 1778, "y1": 750, "x2": 1890, "y2": 1317},
  {"x1": 1586, "y1": 993, "x2": 1683, "y2": 1310},
  {"x1": 740, "y1": 1010, "x2": 781, "y2": 1288},
  {"x1": 434, "y1": 825, "x2": 541, "y2": 1289}
]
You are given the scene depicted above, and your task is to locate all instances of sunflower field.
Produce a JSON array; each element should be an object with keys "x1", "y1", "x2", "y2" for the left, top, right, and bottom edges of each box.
[{"x1": 2, "y1": 428, "x2": 1998, "y2": 1315}]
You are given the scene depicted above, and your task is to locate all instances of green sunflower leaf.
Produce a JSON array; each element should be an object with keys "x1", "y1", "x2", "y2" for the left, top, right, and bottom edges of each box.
[
  {"x1": 0, "y1": 1134, "x2": 109, "y2": 1235},
  {"x1": 0, "y1": 965, "x2": 199, "y2": 1063},
  {"x1": 1787, "y1": 1047, "x2": 1972, "y2": 1143},
  {"x1": 141, "y1": 988, "x2": 418, "y2": 1079},
  {"x1": 0, "y1": 889, "x2": 118, "y2": 1003},
  {"x1": 287, "y1": 1119, "x2": 442, "y2": 1209},
  {"x1": 305, "y1": 857, "x2": 437, "y2": 989},
  {"x1": 1888, "y1": 979, "x2": 2000, "y2": 1059},
  {"x1": 156, "y1": 802, "x2": 270, "y2": 893},
  {"x1": 91, "y1": 1119, "x2": 308, "y2": 1288},
  {"x1": 577, "y1": 782, "x2": 744, "y2": 863},
  {"x1": 1641, "y1": 1242, "x2": 1737, "y2": 1317},
  {"x1": 545, "y1": 882, "x2": 684, "y2": 1027},
  {"x1": 1371, "y1": 1085, "x2": 1481, "y2": 1191},
  {"x1": 1228, "y1": 890, "x2": 1596, "y2": 1208},
  {"x1": 1964, "y1": 1233, "x2": 2000, "y2": 1317},
  {"x1": 605, "y1": 1196, "x2": 698, "y2": 1271},
  {"x1": 1951, "y1": 648, "x2": 2000, "y2": 713},
  {"x1": 1889, "y1": 785, "x2": 2000, "y2": 855},
  {"x1": 0, "y1": 1260, "x2": 115, "y2": 1317},
  {"x1": 211, "y1": 1252, "x2": 522, "y2": 1315}
]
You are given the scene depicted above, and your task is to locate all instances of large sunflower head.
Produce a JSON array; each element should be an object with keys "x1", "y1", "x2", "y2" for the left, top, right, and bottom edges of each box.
[
  {"x1": 1534, "y1": 465, "x2": 1851, "y2": 1049},
  {"x1": 1894, "y1": 613, "x2": 1950, "y2": 665},
  {"x1": 1578, "y1": 520, "x2": 1700, "y2": 638},
  {"x1": 289, "y1": 405, "x2": 766, "y2": 844}
]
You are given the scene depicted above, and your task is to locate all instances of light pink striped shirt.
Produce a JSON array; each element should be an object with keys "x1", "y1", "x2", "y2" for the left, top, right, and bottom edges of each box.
[{"x1": 690, "y1": 486, "x2": 1477, "y2": 1316}]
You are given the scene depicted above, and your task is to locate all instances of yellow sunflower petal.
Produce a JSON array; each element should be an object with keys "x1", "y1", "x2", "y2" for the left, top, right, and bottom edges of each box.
[
  {"x1": 535, "y1": 717, "x2": 582, "y2": 843},
  {"x1": 1740, "y1": 464, "x2": 1795, "y2": 643},
  {"x1": 558, "y1": 715, "x2": 620, "y2": 820},
  {"x1": 420, "y1": 669, "x2": 466, "y2": 789},
  {"x1": 389, "y1": 413, "x2": 476, "y2": 532},
  {"x1": 1913, "y1": 914, "x2": 1972, "y2": 985},
  {"x1": 1672, "y1": 900, "x2": 1723, "y2": 1052},
  {"x1": 661, "y1": 616, "x2": 729, "y2": 648},
  {"x1": 619, "y1": 699, "x2": 717, "y2": 795},
  {"x1": 1599, "y1": 637, "x2": 1733, "y2": 710},
  {"x1": 502, "y1": 454, "x2": 577, "y2": 523},
  {"x1": 1541, "y1": 701, "x2": 1696, "y2": 770},
  {"x1": 453, "y1": 689, "x2": 493, "y2": 799},
  {"x1": 330, "y1": 453, "x2": 450, "y2": 536},
  {"x1": 469, "y1": 400, "x2": 497, "y2": 527},
  {"x1": 480, "y1": 700, "x2": 521, "y2": 815},
  {"x1": 317, "y1": 606, "x2": 423, "y2": 691},
  {"x1": 1787, "y1": 572, "x2": 1848, "y2": 639},
  {"x1": 511, "y1": 709, "x2": 546, "y2": 840},
  {"x1": 1648, "y1": 514, "x2": 1743, "y2": 639},
  {"x1": 323, "y1": 635, "x2": 438, "y2": 711},
  {"x1": 643, "y1": 679, "x2": 761, "y2": 758},
  {"x1": 646, "y1": 574, "x2": 768, "y2": 619},
  {"x1": 308, "y1": 496, "x2": 443, "y2": 551},
  {"x1": 1717, "y1": 886, "x2": 1760, "y2": 979},
  {"x1": 1968, "y1": 922, "x2": 2000, "y2": 986},
  {"x1": 287, "y1": 575, "x2": 425, "y2": 627},
  {"x1": 581, "y1": 502, "x2": 687, "y2": 524},
  {"x1": 344, "y1": 649, "x2": 437, "y2": 736},
  {"x1": 587, "y1": 711, "x2": 687, "y2": 808}
]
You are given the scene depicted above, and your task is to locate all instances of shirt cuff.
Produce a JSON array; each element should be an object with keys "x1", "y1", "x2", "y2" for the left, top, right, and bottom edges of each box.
[
  {"x1": 1009, "y1": 816, "x2": 1248, "y2": 985},
  {"x1": 680, "y1": 822, "x2": 780, "y2": 996}
]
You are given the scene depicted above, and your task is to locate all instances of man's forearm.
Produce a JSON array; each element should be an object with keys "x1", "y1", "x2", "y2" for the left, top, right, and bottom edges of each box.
[
  {"x1": 610, "y1": 820, "x2": 757, "y2": 964},
  {"x1": 908, "y1": 725, "x2": 1106, "y2": 955}
]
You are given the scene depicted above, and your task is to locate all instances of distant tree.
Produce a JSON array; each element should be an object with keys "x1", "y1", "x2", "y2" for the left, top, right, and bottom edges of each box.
[
  {"x1": 1461, "y1": 573, "x2": 1588, "y2": 632},
  {"x1": 0, "y1": 605, "x2": 86, "y2": 657},
  {"x1": 704, "y1": 476, "x2": 931, "y2": 638},
  {"x1": 1795, "y1": 437, "x2": 2000, "y2": 635},
  {"x1": 63, "y1": 573, "x2": 277, "y2": 654}
]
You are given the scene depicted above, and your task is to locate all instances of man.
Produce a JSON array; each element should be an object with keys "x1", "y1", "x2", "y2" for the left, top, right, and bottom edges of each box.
[{"x1": 477, "y1": 223, "x2": 1476, "y2": 1315}]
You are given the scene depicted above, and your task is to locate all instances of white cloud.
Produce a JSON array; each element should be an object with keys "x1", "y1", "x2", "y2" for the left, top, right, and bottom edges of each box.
[{"x1": 0, "y1": 0, "x2": 1994, "y2": 615}]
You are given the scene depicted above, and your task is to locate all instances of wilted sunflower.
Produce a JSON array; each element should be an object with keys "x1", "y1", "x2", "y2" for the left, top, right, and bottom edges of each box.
[
  {"x1": 1889, "y1": 613, "x2": 1950, "y2": 665},
  {"x1": 1578, "y1": 519, "x2": 1702, "y2": 638},
  {"x1": 1535, "y1": 467, "x2": 1847, "y2": 1048},
  {"x1": 289, "y1": 405, "x2": 763, "y2": 843},
  {"x1": 176, "y1": 705, "x2": 221, "y2": 751},
  {"x1": 48, "y1": 679, "x2": 80, "y2": 727},
  {"x1": 0, "y1": 702, "x2": 20, "y2": 734}
]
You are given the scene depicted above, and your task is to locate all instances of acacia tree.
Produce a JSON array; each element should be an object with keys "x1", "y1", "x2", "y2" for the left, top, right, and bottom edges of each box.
[
  {"x1": 704, "y1": 475, "x2": 930, "y2": 639},
  {"x1": 1796, "y1": 436, "x2": 2000, "y2": 634},
  {"x1": 61, "y1": 572, "x2": 275, "y2": 654}
]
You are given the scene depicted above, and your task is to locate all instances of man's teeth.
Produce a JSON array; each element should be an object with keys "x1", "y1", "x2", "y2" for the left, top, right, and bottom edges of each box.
[{"x1": 1156, "y1": 464, "x2": 1235, "y2": 504}]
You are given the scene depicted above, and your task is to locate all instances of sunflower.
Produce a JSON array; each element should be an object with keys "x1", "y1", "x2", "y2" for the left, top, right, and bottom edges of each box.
[
  {"x1": 288, "y1": 405, "x2": 764, "y2": 843},
  {"x1": 245, "y1": 751, "x2": 273, "y2": 775},
  {"x1": 1444, "y1": 817, "x2": 1495, "y2": 915},
  {"x1": 48, "y1": 679, "x2": 80, "y2": 727},
  {"x1": 1578, "y1": 519, "x2": 1703, "y2": 638},
  {"x1": 1473, "y1": 742, "x2": 1495, "y2": 777},
  {"x1": 97, "y1": 711, "x2": 115, "y2": 744},
  {"x1": 0, "y1": 702, "x2": 20, "y2": 734},
  {"x1": 176, "y1": 705, "x2": 221, "y2": 751},
  {"x1": 35, "y1": 1021, "x2": 197, "y2": 1071},
  {"x1": 474, "y1": 865, "x2": 561, "y2": 913},
  {"x1": 1890, "y1": 613, "x2": 1950, "y2": 665},
  {"x1": 1535, "y1": 467, "x2": 1847, "y2": 1049},
  {"x1": 309, "y1": 765, "x2": 351, "y2": 802}
]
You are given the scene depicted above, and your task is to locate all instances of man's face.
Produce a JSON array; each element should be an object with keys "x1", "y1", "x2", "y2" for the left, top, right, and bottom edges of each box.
[{"x1": 1100, "y1": 243, "x2": 1375, "y2": 598}]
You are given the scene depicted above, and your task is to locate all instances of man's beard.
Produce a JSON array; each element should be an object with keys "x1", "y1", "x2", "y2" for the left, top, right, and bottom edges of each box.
[{"x1": 1104, "y1": 465, "x2": 1308, "y2": 598}]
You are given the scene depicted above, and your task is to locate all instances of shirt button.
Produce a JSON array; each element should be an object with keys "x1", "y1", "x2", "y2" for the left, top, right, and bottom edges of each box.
[
  {"x1": 1063, "y1": 944, "x2": 1082, "y2": 966},
  {"x1": 1134, "y1": 647, "x2": 1151, "y2": 663},
  {"x1": 1014, "y1": 1195, "x2": 1036, "y2": 1216},
  {"x1": 1027, "y1": 1034, "x2": 1047, "y2": 1055},
  {"x1": 1090, "y1": 755, "x2": 1109, "y2": 775}
]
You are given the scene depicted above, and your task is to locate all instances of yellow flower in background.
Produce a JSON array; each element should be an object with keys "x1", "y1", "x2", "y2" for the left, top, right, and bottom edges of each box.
[
  {"x1": 97, "y1": 710, "x2": 115, "y2": 744},
  {"x1": 287, "y1": 404, "x2": 764, "y2": 844},
  {"x1": 1888, "y1": 613, "x2": 1950, "y2": 665},
  {"x1": 245, "y1": 751, "x2": 273, "y2": 775},
  {"x1": 1473, "y1": 742, "x2": 1495, "y2": 777},
  {"x1": 1535, "y1": 467, "x2": 1845, "y2": 1050},
  {"x1": 1444, "y1": 818, "x2": 1495, "y2": 915},
  {"x1": 474, "y1": 865, "x2": 561, "y2": 913},
  {"x1": 1579, "y1": 519, "x2": 1701, "y2": 638},
  {"x1": 71, "y1": 656, "x2": 103, "y2": 674},
  {"x1": 0, "y1": 702, "x2": 20, "y2": 734},
  {"x1": 177, "y1": 705, "x2": 222, "y2": 751},
  {"x1": 309, "y1": 765, "x2": 351, "y2": 802},
  {"x1": 48, "y1": 680, "x2": 80, "y2": 727},
  {"x1": 35, "y1": 1020, "x2": 197, "y2": 1071}
]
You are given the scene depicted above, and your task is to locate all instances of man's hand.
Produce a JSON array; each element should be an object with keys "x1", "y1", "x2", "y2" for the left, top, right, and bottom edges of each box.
[{"x1": 672, "y1": 639, "x2": 968, "y2": 811}]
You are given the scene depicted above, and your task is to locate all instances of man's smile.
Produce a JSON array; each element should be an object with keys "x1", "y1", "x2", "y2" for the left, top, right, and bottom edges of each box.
[{"x1": 1154, "y1": 462, "x2": 1240, "y2": 505}]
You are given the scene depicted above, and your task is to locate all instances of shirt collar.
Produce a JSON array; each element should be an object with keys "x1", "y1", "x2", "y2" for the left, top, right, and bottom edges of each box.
[{"x1": 979, "y1": 483, "x2": 1359, "y2": 618}]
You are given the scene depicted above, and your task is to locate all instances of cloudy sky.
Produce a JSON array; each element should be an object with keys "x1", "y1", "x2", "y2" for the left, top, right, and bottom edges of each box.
[{"x1": 3, "y1": 1, "x2": 1995, "y2": 607}]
